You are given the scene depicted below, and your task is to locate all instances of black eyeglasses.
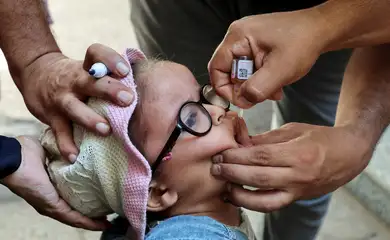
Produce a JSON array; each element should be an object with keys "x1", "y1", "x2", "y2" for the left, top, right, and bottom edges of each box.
[{"x1": 151, "y1": 84, "x2": 230, "y2": 174}]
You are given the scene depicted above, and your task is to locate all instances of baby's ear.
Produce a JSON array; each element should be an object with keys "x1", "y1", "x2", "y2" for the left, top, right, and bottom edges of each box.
[{"x1": 147, "y1": 180, "x2": 178, "y2": 212}]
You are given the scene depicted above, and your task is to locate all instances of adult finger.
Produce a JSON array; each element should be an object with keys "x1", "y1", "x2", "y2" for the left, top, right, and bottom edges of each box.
[
  {"x1": 235, "y1": 117, "x2": 252, "y2": 147},
  {"x1": 238, "y1": 50, "x2": 290, "y2": 104},
  {"x1": 51, "y1": 115, "x2": 78, "y2": 163},
  {"x1": 76, "y1": 73, "x2": 134, "y2": 107},
  {"x1": 231, "y1": 37, "x2": 264, "y2": 69},
  {"x1": 212, "y1": 143, "x2": 292, "y2": 167},
  {"x1": 208, "y1": 31, "x2": 246, "y2": 102},
  {"x1": 231, "y1": 84, "x2": 254, "y2": 108},
  {"x1": 226, "y1": 185, "x2": 293, "y2": 212},
  {"x1": 250, "y1": 124, "x2": 304, "y2": 145},
  {"x1": 59, "y1": 94, "x2": 111, "y2": 136},
  {"x1": 269, "y1": 89, "x2": 283, "y2": 101},
  {"x1": 83, "y1": 43, "x2": 130, "y2": 77},
  {"x1": 51, "y1": 200, "x2": 109, "y2": 231},
  {"x1": 211, "y1": 164, "x2": 292, "y2": 189},
  {"x1": 209, "y1": 37, "x2": 259, "y2": 108},
  {"x1": 208, "y1": 60, "x2": 234, "y2": 104}
]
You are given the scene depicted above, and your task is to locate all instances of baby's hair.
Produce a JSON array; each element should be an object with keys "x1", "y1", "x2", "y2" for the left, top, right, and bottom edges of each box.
[
  {"x1": 132, "y1": 57, "x2": 162, "y2": 110},
  {"x1": 127, "y1": 57, "x2": 166, "y2": 159}
]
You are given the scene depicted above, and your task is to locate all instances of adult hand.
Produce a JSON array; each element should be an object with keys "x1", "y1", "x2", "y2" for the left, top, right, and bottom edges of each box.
[
  {"x1": 208, "y1": 9, "x2": 330, "y2": 108},
  {"x1": 1, "y1": 136, "x2": 108, "y2": 230},
  {"x1": 17, "y1": 43, "x2": 132, "y2": 162},
  {"x1": 211, "y1": 123, "x2": 372, "y2": 212}
]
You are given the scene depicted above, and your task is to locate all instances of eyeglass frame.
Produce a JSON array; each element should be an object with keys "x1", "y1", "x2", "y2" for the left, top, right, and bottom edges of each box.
[
  {"x1": 151, "y1": 100, "x2": 212, "y2": 174},
  {"x1": 151, "y1": 84, "x2": 231, "y2": 174},
  {"x1": 200, "y1": 84, "x2": 230, "y2": 111}
]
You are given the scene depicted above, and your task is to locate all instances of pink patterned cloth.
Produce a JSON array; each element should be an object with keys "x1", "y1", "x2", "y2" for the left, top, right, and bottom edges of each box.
[
  {"x1": 105, "y1": 48, "x2": 151, "y2": 239},
  {"x1": 42, "y1": 48, "x2": 152, "y2": 240}
]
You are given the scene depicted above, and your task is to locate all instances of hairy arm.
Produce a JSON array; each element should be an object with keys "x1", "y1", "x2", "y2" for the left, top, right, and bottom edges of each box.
[
  {"x1": 336, "y1": 44, "x2": 390, "y2": 160},
  {"x1": 0, "y1": 0, "x2": 60, "y2": 89},
  {"x1": 315, "y1": 0, "x2": 390, "y2": 51}
]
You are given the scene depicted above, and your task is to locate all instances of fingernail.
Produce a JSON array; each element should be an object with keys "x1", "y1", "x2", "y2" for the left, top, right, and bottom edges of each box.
[
  {"x1": 96, "y1": 122, "x2": 110, "y2": 135},
  {"x1": 116, "y1": 62, "x2": 130, "y2": 76},
  {"x1": 211, "y1": 164, "x2": 221, "y2": 176},
  {"x1": 117, "y1": 91, "x2": 133, "y2": 105},
  {"x1": 212, "y1": 155, "x2": 223, "y2": 164},
  {"x1": 68, "y1": 154, "x2": 77, "y2": 163}
]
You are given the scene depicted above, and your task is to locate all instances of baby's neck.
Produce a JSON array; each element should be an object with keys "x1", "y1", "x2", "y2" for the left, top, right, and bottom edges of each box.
[{"x1": 166, "y1": 197, "x2": 241, "y2": 227}]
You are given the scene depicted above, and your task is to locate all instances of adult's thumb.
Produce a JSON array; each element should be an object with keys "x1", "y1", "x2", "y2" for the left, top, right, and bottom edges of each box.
[{"x1": 238, "y1": 50, "x2": 291, "y2": 104}]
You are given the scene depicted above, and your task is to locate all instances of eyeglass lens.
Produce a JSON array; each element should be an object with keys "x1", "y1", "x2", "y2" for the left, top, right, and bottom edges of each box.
[{"x1": 179, "y1": 102, "x2": 211, "y2": 134}]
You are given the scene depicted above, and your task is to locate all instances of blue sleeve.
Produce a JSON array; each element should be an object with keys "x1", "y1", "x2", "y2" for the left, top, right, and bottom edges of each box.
[{"x1": 0, "y1": 135, "x2": 22, "y2": 179}]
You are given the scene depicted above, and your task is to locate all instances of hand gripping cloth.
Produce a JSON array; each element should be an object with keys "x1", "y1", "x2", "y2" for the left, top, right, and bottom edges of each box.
[{"x1": 40, "y1": 48, "x2": 151, "y2": 240}]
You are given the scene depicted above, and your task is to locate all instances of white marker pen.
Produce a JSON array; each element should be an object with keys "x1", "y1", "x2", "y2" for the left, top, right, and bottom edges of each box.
[{"x1": 89, "y1": 62, "x2": 110, "y2": 78}]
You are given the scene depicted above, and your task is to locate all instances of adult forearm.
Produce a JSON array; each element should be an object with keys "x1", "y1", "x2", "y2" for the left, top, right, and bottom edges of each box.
[
  {"x1": 335, "y1": 44, "x2": 390, "y2": 148},
  {"x1": 0, "y1": 0, "x2": 60, "y2": 88},
  {"x1": 313, "y1": 0, "x2": 390, "y2": 51}
]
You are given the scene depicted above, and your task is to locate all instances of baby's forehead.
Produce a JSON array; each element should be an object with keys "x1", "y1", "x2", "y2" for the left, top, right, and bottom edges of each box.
[
  {"x1": 130, "y1": 60, "x2": 200, "y2": 163},
  {"x1": 135, "y1": 60, "x2": 199, "y2": 100},
  {"x1": 145, "y1": 60, "x2": 197, "y2": 82}
]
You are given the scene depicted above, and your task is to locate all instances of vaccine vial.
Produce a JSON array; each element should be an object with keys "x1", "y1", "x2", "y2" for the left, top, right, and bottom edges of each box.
[
  {"x1": 231, "y1": 56, "x2": 254, "y2": 84},
  {"x1": 231, "y1": 56, "x2": 253, "y2": 118}
]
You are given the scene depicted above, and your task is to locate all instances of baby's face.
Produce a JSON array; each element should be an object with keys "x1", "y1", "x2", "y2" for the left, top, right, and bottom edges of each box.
[{"x1": 132, "y1": 61, "x2": 248, "y2": 212}]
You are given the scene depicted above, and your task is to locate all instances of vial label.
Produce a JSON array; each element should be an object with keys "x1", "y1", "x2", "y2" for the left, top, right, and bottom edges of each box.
[
  {"x1": 237, "y1": 60, "x2": 253, "y2": 80},
  {"x1": 231, "y1": 59, "x2": 237, "y2": 79}
]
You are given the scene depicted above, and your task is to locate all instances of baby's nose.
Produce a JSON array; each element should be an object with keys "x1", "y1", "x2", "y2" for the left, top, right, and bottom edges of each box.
[{"x1": 203, "y1": 104, "x2": 226, "y2": 125}]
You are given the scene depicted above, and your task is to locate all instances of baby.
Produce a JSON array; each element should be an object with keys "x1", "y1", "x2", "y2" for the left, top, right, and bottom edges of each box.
[{"x1": 40, "y1": 48, "x2": 256, "y2": 240}]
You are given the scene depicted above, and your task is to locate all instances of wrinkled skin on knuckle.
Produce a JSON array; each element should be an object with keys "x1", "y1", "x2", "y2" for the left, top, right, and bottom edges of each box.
[
  {"x1": 46, "y1": 76, "x2": 62, "y2": 104},
  {"x1": 221, "y1": 165, "x2": 237, "y2": 180},
  {"x1": 46, "y1": 62, "x2": 82, "y2": 102},
  {"x1": 58, "y1": 60, "x2": 85, "y2": 91},
  {"x1": 252, "y1": 147, "x2": 271, "y2": 166},
  {"x1": 250, "y1": 172, "x2": 271, "y2": 188}
]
